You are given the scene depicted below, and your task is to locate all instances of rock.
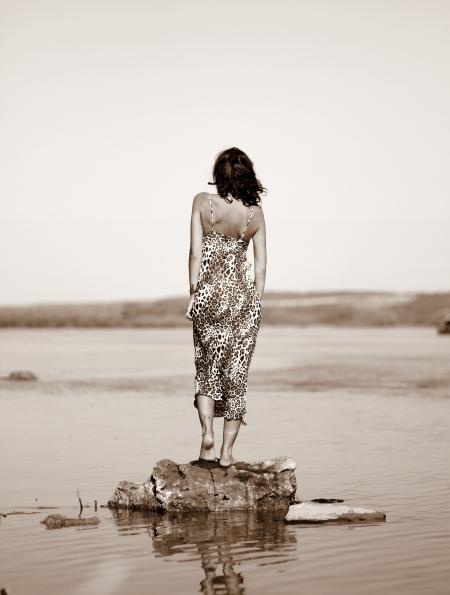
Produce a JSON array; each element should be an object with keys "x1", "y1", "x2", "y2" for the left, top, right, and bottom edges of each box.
[
  {"x1": 436, "y1": 309, "x2": 450, "y2": 334},
  {"x1": 108, "y1": 457, "x2": 297, "y2": 512},
  {"x1": 285, "y1": 502, "x2": 386, "y2": 524},
  {"x1": 7, "y1": 370, "x2": 38, "y2": 381},
  {"x1": 109, "y1": 479, "x2": 160, "y2": 511},
  {"x1": 242, "y1": 457, "x2": 297, "y2": 473},
  {"x1": 40, "y1": 514, "x2": 100, "y2": 529}
]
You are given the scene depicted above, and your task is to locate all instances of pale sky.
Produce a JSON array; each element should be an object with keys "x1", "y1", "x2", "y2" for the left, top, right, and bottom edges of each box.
[{"x1": 1, "y1": 0, "x2": 449, "y2": 305}]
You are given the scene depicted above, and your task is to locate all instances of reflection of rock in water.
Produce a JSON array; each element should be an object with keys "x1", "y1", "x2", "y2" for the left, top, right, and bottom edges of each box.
[{"x1": 111, "y1": 509, "x2": 296, "y2": 594}]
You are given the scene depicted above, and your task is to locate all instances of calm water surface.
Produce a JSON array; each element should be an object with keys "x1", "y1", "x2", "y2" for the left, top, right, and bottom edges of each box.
[{"x1": 1, "y1": 327, "x2": 449, "y2": 594}]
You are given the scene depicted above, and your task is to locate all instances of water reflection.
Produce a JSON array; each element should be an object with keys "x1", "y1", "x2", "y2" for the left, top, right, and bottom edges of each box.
[{"x1": 111, "y1": 509, "x2": 297, "y2": 594}]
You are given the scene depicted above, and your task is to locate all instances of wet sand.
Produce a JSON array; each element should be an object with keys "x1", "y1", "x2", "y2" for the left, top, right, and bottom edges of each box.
[{"x1": 1, "y1": 327, "x2": 449, "y2": 594}]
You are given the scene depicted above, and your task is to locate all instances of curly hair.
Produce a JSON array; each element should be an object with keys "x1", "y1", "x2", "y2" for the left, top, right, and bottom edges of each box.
[{"x1": 208, "y1": 147, "x2": 267, "y2": 207}]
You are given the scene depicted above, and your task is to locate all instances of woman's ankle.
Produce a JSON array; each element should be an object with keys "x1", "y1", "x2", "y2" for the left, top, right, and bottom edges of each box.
[{"x1": 201, "y1": 429, "x2": 214, "y2": 448}]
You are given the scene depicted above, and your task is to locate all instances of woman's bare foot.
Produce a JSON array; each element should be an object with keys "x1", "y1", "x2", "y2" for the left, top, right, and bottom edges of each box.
[
  {"x1": 199, "y1": 431, "x2": 216, "y2": 461},
  {"x1": 219, "y1": 450, "x2": 235, "y2": 467},
  {"x1": 219, "y1": 418, "x2": 241, "y2": 467},
  {"x1": 196, "y1": 395, "x2": 216, "y2": 461}
]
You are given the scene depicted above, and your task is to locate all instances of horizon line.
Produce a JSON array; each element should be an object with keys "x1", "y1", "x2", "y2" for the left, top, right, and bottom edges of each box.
[{"x1": 1, "y1": 288, "x2": 450, "y2": 309}]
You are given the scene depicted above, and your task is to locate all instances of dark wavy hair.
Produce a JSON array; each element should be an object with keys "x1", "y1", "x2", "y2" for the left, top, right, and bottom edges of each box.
[{"x1": 208, "y1": 147, "x2": 266, "y2": 207}]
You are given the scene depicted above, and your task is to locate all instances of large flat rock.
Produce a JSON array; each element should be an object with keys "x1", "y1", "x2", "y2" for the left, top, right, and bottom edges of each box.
[
  {"x1": 108, "y1": 457, "x2": 297, "y2": 512},
  {"x1": 285, "y1": 502, "x2": 386, "y2": 524}
]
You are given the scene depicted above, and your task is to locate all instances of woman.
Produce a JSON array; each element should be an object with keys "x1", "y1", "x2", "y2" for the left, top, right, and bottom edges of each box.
[{"x1": 185, "y1": 147, "x2": 267, "y2": 467}]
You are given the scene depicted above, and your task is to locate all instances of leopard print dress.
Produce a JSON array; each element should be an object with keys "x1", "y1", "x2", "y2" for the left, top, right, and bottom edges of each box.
[{"x1": 191, "y1": 194, "x2": 262, "y2": 426}]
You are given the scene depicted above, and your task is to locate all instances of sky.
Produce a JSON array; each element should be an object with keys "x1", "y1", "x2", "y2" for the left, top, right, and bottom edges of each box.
[{"x1": 1, "y1": 0, "x2": 449, "y2": 305}]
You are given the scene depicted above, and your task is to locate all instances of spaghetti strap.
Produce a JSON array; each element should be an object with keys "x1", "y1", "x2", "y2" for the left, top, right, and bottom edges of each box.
[
  {"x1": 240, "y1": 206, "x2": 254, "y2": 240},
  {"x1": 208, "y1": 193, "x2": 215, "y2": 230}
]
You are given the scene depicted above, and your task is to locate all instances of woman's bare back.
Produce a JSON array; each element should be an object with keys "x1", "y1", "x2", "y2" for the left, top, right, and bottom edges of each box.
[{"x1": 199, "y1": 193, "x2": 261, "y2": 241}]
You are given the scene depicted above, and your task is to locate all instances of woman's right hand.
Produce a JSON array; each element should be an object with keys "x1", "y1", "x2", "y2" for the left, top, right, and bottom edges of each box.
[
  {"x1": 254, "y1": 281, "x2": 263, "y2": 301},
  {"x1": 185, "y1": 295, "x2": 195, "y2": 321}
]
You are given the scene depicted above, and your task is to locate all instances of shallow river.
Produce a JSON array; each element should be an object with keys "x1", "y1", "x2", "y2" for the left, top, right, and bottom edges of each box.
[{"x1": 1, "y1": 327, "x2": 449, "y2": 594}]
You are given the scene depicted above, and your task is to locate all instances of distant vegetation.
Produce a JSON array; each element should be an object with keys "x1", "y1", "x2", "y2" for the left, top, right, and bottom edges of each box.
[{"x1": 0, "y1": 291, "x2": 449, "y2": 328}]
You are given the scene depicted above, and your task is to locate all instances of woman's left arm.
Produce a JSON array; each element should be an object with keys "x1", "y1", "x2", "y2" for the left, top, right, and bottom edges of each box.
[{"x1": 185, "y1": 193, "x2": 204, "y2": 320}]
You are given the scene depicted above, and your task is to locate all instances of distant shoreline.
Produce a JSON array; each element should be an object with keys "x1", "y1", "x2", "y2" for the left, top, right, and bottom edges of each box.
[{"x1": 0, "y1": 291, "x2": 449, "y2": 328}]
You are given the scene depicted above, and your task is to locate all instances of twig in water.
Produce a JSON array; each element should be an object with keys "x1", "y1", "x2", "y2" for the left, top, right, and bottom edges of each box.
[{"x1": 77, "y1": 489, "x2": 83, "y2": 516}]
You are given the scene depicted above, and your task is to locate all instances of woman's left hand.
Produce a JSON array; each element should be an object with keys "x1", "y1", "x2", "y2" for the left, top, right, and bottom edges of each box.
[{"x1": 185, "y1": 295, "x2": 195, "y2": 320}]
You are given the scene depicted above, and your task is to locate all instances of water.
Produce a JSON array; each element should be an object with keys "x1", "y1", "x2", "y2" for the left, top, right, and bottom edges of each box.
[{"x1": 1, "y1": 327, "x2": 449, "y2": 594}]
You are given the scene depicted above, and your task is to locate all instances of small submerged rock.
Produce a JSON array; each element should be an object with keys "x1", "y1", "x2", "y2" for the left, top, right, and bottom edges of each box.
[
  {"x1": 108, "y1": 457, "x2": 297, "y2": 512},
  {"x1": 285, "y1": 502, "x2": 386, "y2": 524},
  {"x1": 40, "y1": 514, "x2": 100, "y2": 529},
  {"x1": 7, "y1": 370, "x2": 38, "y2": 381},
  {"x1": 310, "y1": 497, "x2": 344, "y2": 503}
]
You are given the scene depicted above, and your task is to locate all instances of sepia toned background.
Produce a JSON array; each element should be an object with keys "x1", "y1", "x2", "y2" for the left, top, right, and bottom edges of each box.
[
  {"x1": 1, "y1": 0, "x2": 449, "y2": 307},
  {"x1": 1, "y1": 2, "x2": 450, "y2": 595}
]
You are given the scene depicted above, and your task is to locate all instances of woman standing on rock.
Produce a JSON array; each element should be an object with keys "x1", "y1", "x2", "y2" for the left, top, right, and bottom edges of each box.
[{"x1": 185, "y1": 147, "x2": 267, "y2": 467}]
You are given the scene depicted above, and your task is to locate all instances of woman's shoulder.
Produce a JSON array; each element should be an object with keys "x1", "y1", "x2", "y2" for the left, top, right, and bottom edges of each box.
[
  {"x1": 192, "y1": 191, "x2": 211, "y2": 209},
  {"x1": 252, "y1": 202, "x2": 264, "y2": 216}
]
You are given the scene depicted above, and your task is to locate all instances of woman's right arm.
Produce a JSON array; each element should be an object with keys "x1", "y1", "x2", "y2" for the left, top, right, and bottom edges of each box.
[
  {"x1": 188, "y1": 193, "x2": 204, "y2": 292},
  {"x1": 252, "y1": 208, "x2": 267, "y2": 299},
  {"x1": 185, "y1": 193, "x2": 204, "y2": 320}
]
